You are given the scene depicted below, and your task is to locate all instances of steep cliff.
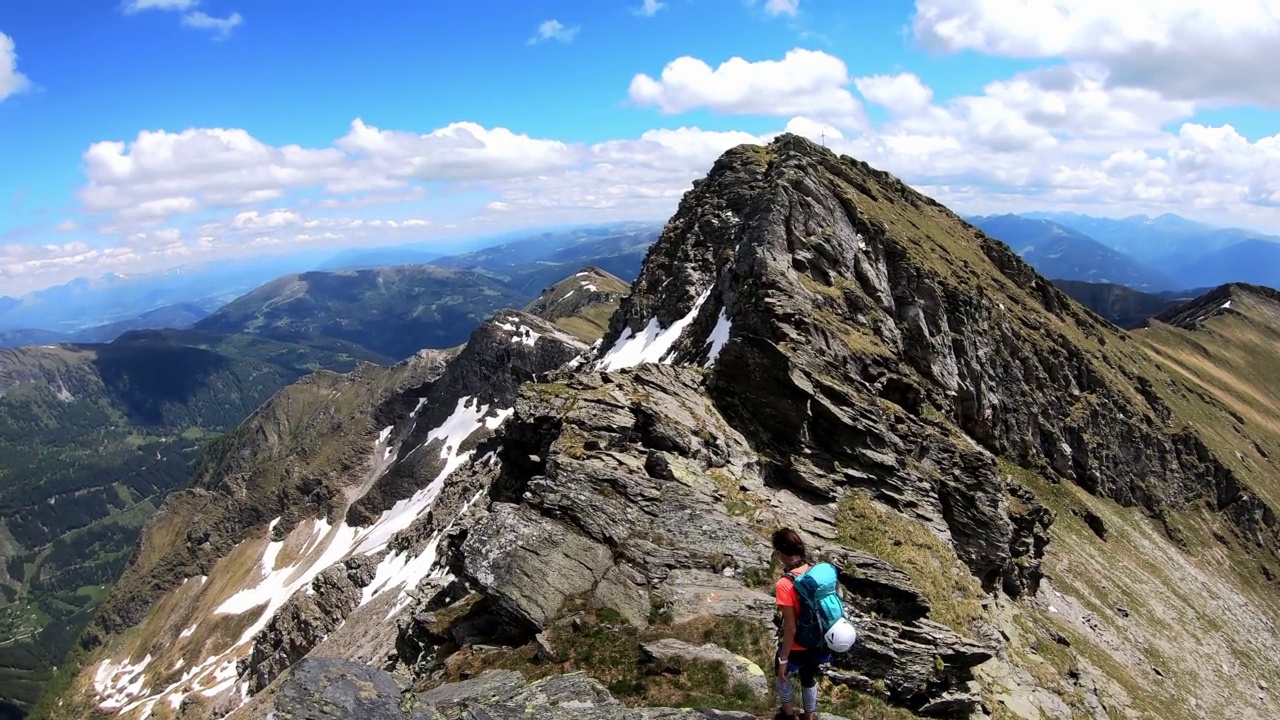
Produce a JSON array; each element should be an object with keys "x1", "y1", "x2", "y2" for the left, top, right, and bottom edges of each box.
[{"x1": 45, "y1": 135, "x2": 1280, "y2": 720}]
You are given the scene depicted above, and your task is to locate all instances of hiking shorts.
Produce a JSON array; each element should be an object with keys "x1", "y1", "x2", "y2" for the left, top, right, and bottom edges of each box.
[{"x1": 775, "y1": 647, "x2": 830, "y2": 688}]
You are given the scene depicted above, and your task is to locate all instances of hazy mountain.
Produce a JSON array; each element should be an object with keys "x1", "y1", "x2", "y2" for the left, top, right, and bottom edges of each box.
[
  {"x1": 0, "y1": 303, "x2": 217, "y2": 349},
  {"x1": 431, "y1": 224, "x2": 658, "y2": 291},
  {"x1": 1050, "y1": 280, "x2": 1184, "y2": 328},
  {"x1": 314, "y1": 247, "x2": 444, "y2": 271},
  {"x1": 1170, "y1": 238, "x2": 1280, "y2": 290},
  {"x1": 1024, "y1": 211, "x2": 1279, "y2": 265},
  {"x1": 50, "y1": 135, "x2": 1280, "y2": 720},
  {"x1": 0, "y1": 224, "x2": 659, "y2": 338},
  {"x1": 971, "y1": 214, "x2": 1179, "y2": 290},
  {"x1": 0, "y1": 256, "x2": 320, "y2": 334},
  {"x1": 192, "y1": 266, "x2": 529, "y2": 363}
]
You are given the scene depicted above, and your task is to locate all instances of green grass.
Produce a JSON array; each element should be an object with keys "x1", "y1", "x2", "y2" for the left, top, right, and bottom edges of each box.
[
  {"x1": 834, "y1": 492, "x2": 985, "y2": 634},
  {"x1": 427, "y1": 607, "x2": 913, "y2": 718}
]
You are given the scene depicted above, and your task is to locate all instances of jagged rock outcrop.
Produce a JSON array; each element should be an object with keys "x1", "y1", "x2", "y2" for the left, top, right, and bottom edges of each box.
[
  {"x1": 239, "y1": 555, "x2": 379, "y2": 693},
  {"x1": 1150, "y1": 282, "x2": 1280, "y2": 329},
  {"x1": 600, "y1": 132, "x2": 1276, "y2": 559},
  {"x1": 267, "y1": 659, "x2": 786, "y2": 720},
  {"x1": 437, "y1": 364, "x2": 997, "y2": 716},
  {"x1": 348, "y1": 310, "x2": 586, "y2": 524}
]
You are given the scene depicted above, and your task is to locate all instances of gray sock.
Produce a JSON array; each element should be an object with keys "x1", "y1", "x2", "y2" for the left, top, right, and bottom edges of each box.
[
  {"x1": 776, "y1": 676, "x2": 794, "y2": 705},
  {"x1": 802, "y1": 685, "x2": 818, "y2": 714}
]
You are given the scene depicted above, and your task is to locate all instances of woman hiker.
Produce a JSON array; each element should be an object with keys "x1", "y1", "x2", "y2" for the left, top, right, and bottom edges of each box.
[{"x1": 772, "y1": 527, "x2": 828, "y2": 720}]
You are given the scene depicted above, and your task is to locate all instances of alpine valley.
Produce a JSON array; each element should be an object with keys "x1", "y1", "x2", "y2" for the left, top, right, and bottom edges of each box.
[
  {"x1": 0, "y1": 228, "x2": 653, "y2": 718},
  {"x1": 20, "y1": 136, "x2": 1280, "y2": 720}
]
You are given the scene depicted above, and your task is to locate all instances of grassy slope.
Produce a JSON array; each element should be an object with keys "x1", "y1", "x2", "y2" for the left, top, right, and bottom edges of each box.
[
  {"x1": 1135, "y1": 289, "x2": 1280, "y2": 511},
  {"x1": 523, "y1": 268, "x2": 631, "y2": 343},
  {"x1": 0, "y1": 334, "x2": 350, "y2": 716}
]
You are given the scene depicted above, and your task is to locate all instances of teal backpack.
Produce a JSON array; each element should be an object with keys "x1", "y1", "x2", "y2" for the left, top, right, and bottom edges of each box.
[{"x1": 786, "y1": 561, "x2": 846, "y2": 651}]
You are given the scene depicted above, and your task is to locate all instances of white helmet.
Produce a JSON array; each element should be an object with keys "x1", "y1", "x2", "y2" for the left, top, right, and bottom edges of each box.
[{"x1": 824, "y1": 617, "x2": 858, "y2": 652}]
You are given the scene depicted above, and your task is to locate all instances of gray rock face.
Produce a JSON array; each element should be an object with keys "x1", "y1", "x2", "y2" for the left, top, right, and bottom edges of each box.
[
  {"x1": 443, "y1": 362, "x2": 995, "y2": 716},
  {"x1": 600, "y1": 132, "x2": 1276, "y2": 560},
  {"x1": 640, "y1": 638, "x2": 770, "y2": 698},
  {"x1": 270, "y1": 659, "x2": 773, "y2": 720},
  {"x1": 461, "y1": 502, "x2": 615, "y2": 632},
  {"x1": 241, "y1": 554, "x2": 380, "y2": 692},
  {"x1": 271, "y1": 657, "x2": 437, "y2": 720},
  {"x1": 653, "y1": 569, "x2": 775, "y2": 625},
  {"x1": 349, "y1": 311, "x2": 587, "y2": 525},
  {"x1": 827, "y1": 618, "x2": 995, "y2": 714},
  {"x1": 454, "y1": 365, "x2": 774, "y2": 635}
]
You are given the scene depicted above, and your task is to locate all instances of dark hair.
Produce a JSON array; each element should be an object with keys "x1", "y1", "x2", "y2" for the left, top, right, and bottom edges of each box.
[{"x1": 771, "y1": 528, "x2": 806, "y2": 559}]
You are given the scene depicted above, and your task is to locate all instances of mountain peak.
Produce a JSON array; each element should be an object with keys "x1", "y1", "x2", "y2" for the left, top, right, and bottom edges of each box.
[
  {"x1": 1151, "y1": 281, "x2": 1280, "y2": 329},
  {"x1": 522, "y1": 267, "x2": 629, "y2": 343}
]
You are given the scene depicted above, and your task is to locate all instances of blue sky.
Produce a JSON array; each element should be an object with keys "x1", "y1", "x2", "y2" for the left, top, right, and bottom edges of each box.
[{"x1": 2, "y1": 0, "x2": 1280, "y2": 294}]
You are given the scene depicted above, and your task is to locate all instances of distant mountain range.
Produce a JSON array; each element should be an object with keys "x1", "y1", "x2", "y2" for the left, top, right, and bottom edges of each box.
[
  {"x1": 1022, "y1": 212, "x2": 1257, "y2": 261},
  {"x1": 0, "y1": 222, "x2": 660, "y2": 337},
  {"x1": 970, "y1": 214, "x2": 1179, "y2": 290},
  {"x1": 0, "y1": 302, "x2": 218, "y2": 349},
  {"x1": 969, "y1": 212, "x2": 1280, "y2": 292}
]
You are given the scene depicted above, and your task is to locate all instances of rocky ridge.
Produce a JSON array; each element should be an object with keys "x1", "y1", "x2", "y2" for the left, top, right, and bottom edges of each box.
[
  {"x1": 522, "y1": 266, "x2": 630, "y2": 343},
  {"x1": 48, "y1": 135, "x2": 1280, "y2": 720}
]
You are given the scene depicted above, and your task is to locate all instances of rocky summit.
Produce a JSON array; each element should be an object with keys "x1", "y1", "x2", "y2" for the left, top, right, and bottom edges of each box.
[{"x1": 42, "y1": 135, "x2": 1280, "y2": 720}]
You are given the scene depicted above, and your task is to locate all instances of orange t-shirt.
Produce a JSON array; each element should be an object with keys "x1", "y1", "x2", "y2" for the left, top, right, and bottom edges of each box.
[{"x1": 775, "y1": 564, "x2": 810, "y2": 651}]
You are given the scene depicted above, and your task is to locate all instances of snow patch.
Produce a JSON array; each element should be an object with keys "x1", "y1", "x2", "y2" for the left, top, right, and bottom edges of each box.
[
  {"x1": 1222, "y1": 300, "x2": 1234, "y2": 309},
  {"x1": 562, "y1": 290, "x2": 576, "y2": 300},
  {"x1": 703, "y1": 308, "x2": 732, "y2": 367},
  {"x1": 94, "y1": 654, "x2": 153, "y2": 710},
  {"x1": 93, "y1": 398, "x2": 518, "y2": 716},
  {"x1": 353, "y1": 397, "x2": 504, "y2": 555},
  {"x1": 582, "y1": 283, "x2": 598, "y2": 292},
  {"x1": 495, "y1": 320, "x2": 517, "y2": 332},
  {"x1": 513, "y1": 325, "x2": 541, "y2": 347},
  {"x1": 597, "y1": 287, "x2": 711, "y2": 371},
  {"x1": 409, "y1": 397, "x2": 428, "y2": 418}
]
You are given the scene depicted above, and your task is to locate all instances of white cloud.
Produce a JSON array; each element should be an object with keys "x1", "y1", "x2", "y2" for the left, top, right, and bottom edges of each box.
[
  {"x1": 912, "y1": 0, "x2": 1280, "y2": 105},
  {"x1": 54, "y1": 220, "x2": 81, "y2": 233},
  {"x1": 634, "y1": 0, "x2": 666, "y2": 17},
  {"x1": 856, "y1": 67, "x2": 1193, "y2": 154},
  {"x1": 629, "y1": 49, "x2": 864, "y2": 127},
  {"x1": 529, "y1": 19, "x2": 579, "y2": 45},
  {"x1": 765, "y1": 0, "x2": 801, "y2": 16},
  {"x1": 79, "y1": 127, "x2": 350, "y2": 221},
  {"x1": 123, "y1": 0, "x2": 244, "y2": 39},
  {"x1": 26, "y1": 52, "x2": 1280, "y2": 295},
  {"x1": 231, "y1": 209, "x2": 301, "y2": 230},
  {"x1": 784, "y1": 117, "x2": 844, "y2": 144},
  {"x1": 855, "y1": 73, "x2": 934, "y2": 115},
  {"x1": 0, "y1": 32, "x2": 31, "y2": 101},
  {"x1": 76, "y1": 121, "x2": 587, "y2": 227},
  {"x1": 181, "y1": 11, "x2": 243, "y2": 38},
  {"x1": 123, "y1": 0, "x2": 198, "y2": 13},
  {"x1": 336, "y1": 119, "x2": 582, "y2": 183}
]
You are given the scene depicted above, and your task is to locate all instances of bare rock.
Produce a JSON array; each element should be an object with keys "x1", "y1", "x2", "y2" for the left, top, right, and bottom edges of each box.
[
  {"x1": 653, "y1": 569, "x2": 776, "y2": 625},
  {"x1": 460, "y1": 503, "x2": 613, "y2": 632},
  {"x1": 271, "y1": 657, "x2": 438, "y2": 720},
  {"x1": 641, "y1": 638, "x2": 770, "y2": 698}
]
